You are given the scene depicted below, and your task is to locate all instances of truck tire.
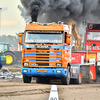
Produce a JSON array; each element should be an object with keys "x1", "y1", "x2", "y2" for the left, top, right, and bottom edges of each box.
[
  {"x1": 23, "y1": 75, "x2": 32, "y2": 83},
  {"x1": 42, "y1": 78, "x2": 50, "y2": 84},
  {"x1": 61, "y1": 66, "x2": 70, "y2": 85},
  {"x1": 4, "y1": 52, "x2": 16, "y2": 65},
  {"x1": 75, "y1": 67, "x2": 82, "y2": 84},
  {"x1": 36, "y1": 77, "x2": 42, "y2": 83}
]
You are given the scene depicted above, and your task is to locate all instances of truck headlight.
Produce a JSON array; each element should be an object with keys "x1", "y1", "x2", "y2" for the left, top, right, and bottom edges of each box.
[
  {"x1": 23, "y1": 69, "x2": 28, "y2": 72},
  {"x1": 23, "y1": 62, "x2": 29, "y2": 66},
  {"x1": 56, "y1": 70, "x2": 61, "y2": 73},
  {"x1": 56, "y1": 63, "x2": 62, "y2": 67}
]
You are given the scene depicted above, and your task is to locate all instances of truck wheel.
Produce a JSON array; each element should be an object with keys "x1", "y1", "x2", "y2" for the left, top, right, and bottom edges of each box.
[
  {"x1": 61, "y1": 66, "x2": 70, "y2": 85},
  {"x1": 4, "y1": 52, "x2": 16, "y2": 65},
  {"x1": 42, "y1": 78, "x2": 50, "y2": 84},
  {"x1": 23, "y1": 75, "x2": 32, "y2": 83},
  {"x1": 75, "y1": 67, "x2": 82, "y2": 84},
  {"x1": 36, "y1": 77, "x2": 42, "y2": 83}
]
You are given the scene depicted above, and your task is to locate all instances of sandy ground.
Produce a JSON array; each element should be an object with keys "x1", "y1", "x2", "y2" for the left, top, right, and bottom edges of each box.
[{"x1": 0, "y1": 66, "x2": 100, "y2": 100}]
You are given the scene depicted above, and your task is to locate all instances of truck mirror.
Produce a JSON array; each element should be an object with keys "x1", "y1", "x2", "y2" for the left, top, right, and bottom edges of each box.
[
  {"x1": 19, "y1": 33, "x2": 23, "y2": 44},
  {"x1": 19, "y1": 33, "x2": 23, "y2": 37},
  {"x1": 66, "y1": 34, "x2": 71, "y2": 45}
]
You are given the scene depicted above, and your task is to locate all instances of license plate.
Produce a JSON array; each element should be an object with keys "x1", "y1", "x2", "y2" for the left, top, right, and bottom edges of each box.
[{"x1": 37, "y1": 70, "x2": 47, "y2": 72}]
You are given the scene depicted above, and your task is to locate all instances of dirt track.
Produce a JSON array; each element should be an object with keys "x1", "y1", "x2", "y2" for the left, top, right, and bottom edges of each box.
[{"x1": 1, "y1": 66, "x2": 100, "y2": 100}]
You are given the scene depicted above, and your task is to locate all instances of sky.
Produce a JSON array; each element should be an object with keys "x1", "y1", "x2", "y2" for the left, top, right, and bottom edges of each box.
[{"x1": 0, "y1": 0, "x2": 25, "y2": 36}]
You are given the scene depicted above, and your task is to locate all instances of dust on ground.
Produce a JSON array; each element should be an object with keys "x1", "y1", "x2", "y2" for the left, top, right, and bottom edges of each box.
[
  {"x1": 0, "y1": 65, "x2": 100, "y2": 100},
  {"x1": 2, "y1": 65, "x2": 21, "y2": 72}
]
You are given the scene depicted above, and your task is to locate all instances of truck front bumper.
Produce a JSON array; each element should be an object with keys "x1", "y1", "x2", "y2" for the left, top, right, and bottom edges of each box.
[{"x1": 21, "y1": 67, "x2": 67, "y2": 78}]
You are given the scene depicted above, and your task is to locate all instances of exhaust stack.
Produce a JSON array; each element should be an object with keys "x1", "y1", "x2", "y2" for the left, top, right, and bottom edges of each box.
[{"x1": 30, "y1": 5, "x2": 39, "y2": 22}]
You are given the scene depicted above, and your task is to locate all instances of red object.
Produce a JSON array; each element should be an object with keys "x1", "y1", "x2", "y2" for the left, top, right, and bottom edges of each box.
[
  {"x1": 85, "y1": 23, "x2": 100, "y2": 52},
  {"x1": 89, "y1": 24, "x2": 93, "y2": 29},
  {"x1": 72, "y1": 53, "x2": 81, "y2": 64},
  {"x1": 72, "y1": 51, "x2": 85, "y2": 64},
  {"x1": 90, "y1": 65, "x2": 96, "y2": 80}
]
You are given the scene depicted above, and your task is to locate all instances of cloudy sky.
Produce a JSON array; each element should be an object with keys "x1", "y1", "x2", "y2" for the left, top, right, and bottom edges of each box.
[{"x1": 0, "y1": 0, "x2": 25, "y2": 36}]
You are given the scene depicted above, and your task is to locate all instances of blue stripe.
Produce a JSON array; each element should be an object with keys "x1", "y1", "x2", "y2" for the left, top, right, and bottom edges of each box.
[
  {"x1": 64, "y1": 46, "x2": 71, "y2": 50},
  {"x1": 49, "y1": 60, "x2": 56, "y2": 62},
  {"x1": 31, "y1": 51, "x2": 36, "y2": 53},
  {"x1": 23, "y1": 45, "x2": 64, "y2": 49},
  {"x1": 56, "y1": 57, "x2": 61, "y2": 59},
  {"x1": 24, "y1": 57, "x2": 36, "y2": 58},
  {"x1": 51, "y1": 45, "x2": 64, "y2": 49},
  {"x1": 23, "y1": 45, "x2": 71, "y2": 50},
  {"x1": 49, "y1": 57, "x2": 61, "y2": 59},
  {"x1": 29, "y1": 60, "x2": 36, "y2": 61},
  {"x1": 24, "y1": 54, "x2": 36, "y2": 55},
  {"x1": 23, "y1": 45, "x2": 35, "y2": 48},
  {"x1": 49, "y1": 54, "x2": 56, "y2": 56},
  {"x1": 57, "y1": 51, "x2": 62, "y2": 53},
  {"x1": 49, "y1": 54, "x2": 61, "y2": 56},
  {"x1": 24, "y1": 51, "x2": 29, "y2": 52}
]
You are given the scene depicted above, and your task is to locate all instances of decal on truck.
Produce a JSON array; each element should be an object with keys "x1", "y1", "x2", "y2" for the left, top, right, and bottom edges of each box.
[{"x1": 86, "y1": 45, "x2": 100, "y2": 51}]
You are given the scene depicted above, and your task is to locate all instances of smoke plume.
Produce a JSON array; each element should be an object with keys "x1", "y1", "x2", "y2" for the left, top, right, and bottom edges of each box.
[{"x1": 20, "y1": 0, "x2": 100, "y2": 23}]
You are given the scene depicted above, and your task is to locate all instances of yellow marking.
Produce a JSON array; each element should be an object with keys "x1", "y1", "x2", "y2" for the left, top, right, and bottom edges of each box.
[{"x1": 37, "y1": 70, "x2": 47, "y2": 72}]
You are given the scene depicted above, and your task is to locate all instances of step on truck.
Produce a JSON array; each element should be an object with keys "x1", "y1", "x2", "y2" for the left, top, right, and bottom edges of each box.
[{"x1": 18, "y1": 22, "x2": 82, "y2": 85}]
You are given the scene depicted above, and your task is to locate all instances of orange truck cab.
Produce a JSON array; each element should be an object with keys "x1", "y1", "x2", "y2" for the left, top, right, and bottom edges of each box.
[{"x1": 19, "y1": 22, "x2": 82, "y2": 85}]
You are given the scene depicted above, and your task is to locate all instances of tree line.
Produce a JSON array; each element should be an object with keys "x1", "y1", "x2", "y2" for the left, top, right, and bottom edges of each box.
[{"x1": 0, "y1": 34, "x2": 18, "y2": 47}]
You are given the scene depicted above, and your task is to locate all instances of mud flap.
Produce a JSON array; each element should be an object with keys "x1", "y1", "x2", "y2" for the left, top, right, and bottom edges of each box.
[{"x1": 81, "y1": 65, "x2": 90, "y2": 83}]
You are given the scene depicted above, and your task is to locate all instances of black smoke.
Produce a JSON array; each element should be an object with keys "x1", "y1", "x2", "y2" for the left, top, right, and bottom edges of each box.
[
  {"x1": 20, "y1": 0, "x2": 100, "y2": 23},
  {"x1": 29, "y1": 0, "x2": 42, "y2": 22}
]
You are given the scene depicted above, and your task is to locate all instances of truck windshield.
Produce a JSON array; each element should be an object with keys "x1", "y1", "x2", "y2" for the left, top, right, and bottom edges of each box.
[
  {"x1": 25, "y1": 31, "x2": 63, "y2": 44},
  {"x1": 87, "y1": 32, "x2": 100, "y2": 40}
]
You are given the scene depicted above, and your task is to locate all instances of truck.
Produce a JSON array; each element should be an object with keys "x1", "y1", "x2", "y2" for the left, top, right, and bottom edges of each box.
[
  {"x1": 18, "y1": 21, "x2": 82, "y2": 85},
  {"x1": 83, "y1": 22, "x2": 100, "y2": 82},
  {"x1": 71, "y1": 22, "x2": 100, "y2": 83}
]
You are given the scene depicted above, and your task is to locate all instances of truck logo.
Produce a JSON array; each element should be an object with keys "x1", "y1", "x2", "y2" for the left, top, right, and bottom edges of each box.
[{"x1": 35, "y1": 45, "x2": 50, "y2": 48}]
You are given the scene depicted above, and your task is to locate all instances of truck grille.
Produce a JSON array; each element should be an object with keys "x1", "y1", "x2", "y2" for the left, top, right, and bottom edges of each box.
[
  {"x1": 24, "y1": 48, "x2": 62, "y2": 67},
  {"x1": 36, "y1": 63, "x2": 49, "y2": 66}
]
